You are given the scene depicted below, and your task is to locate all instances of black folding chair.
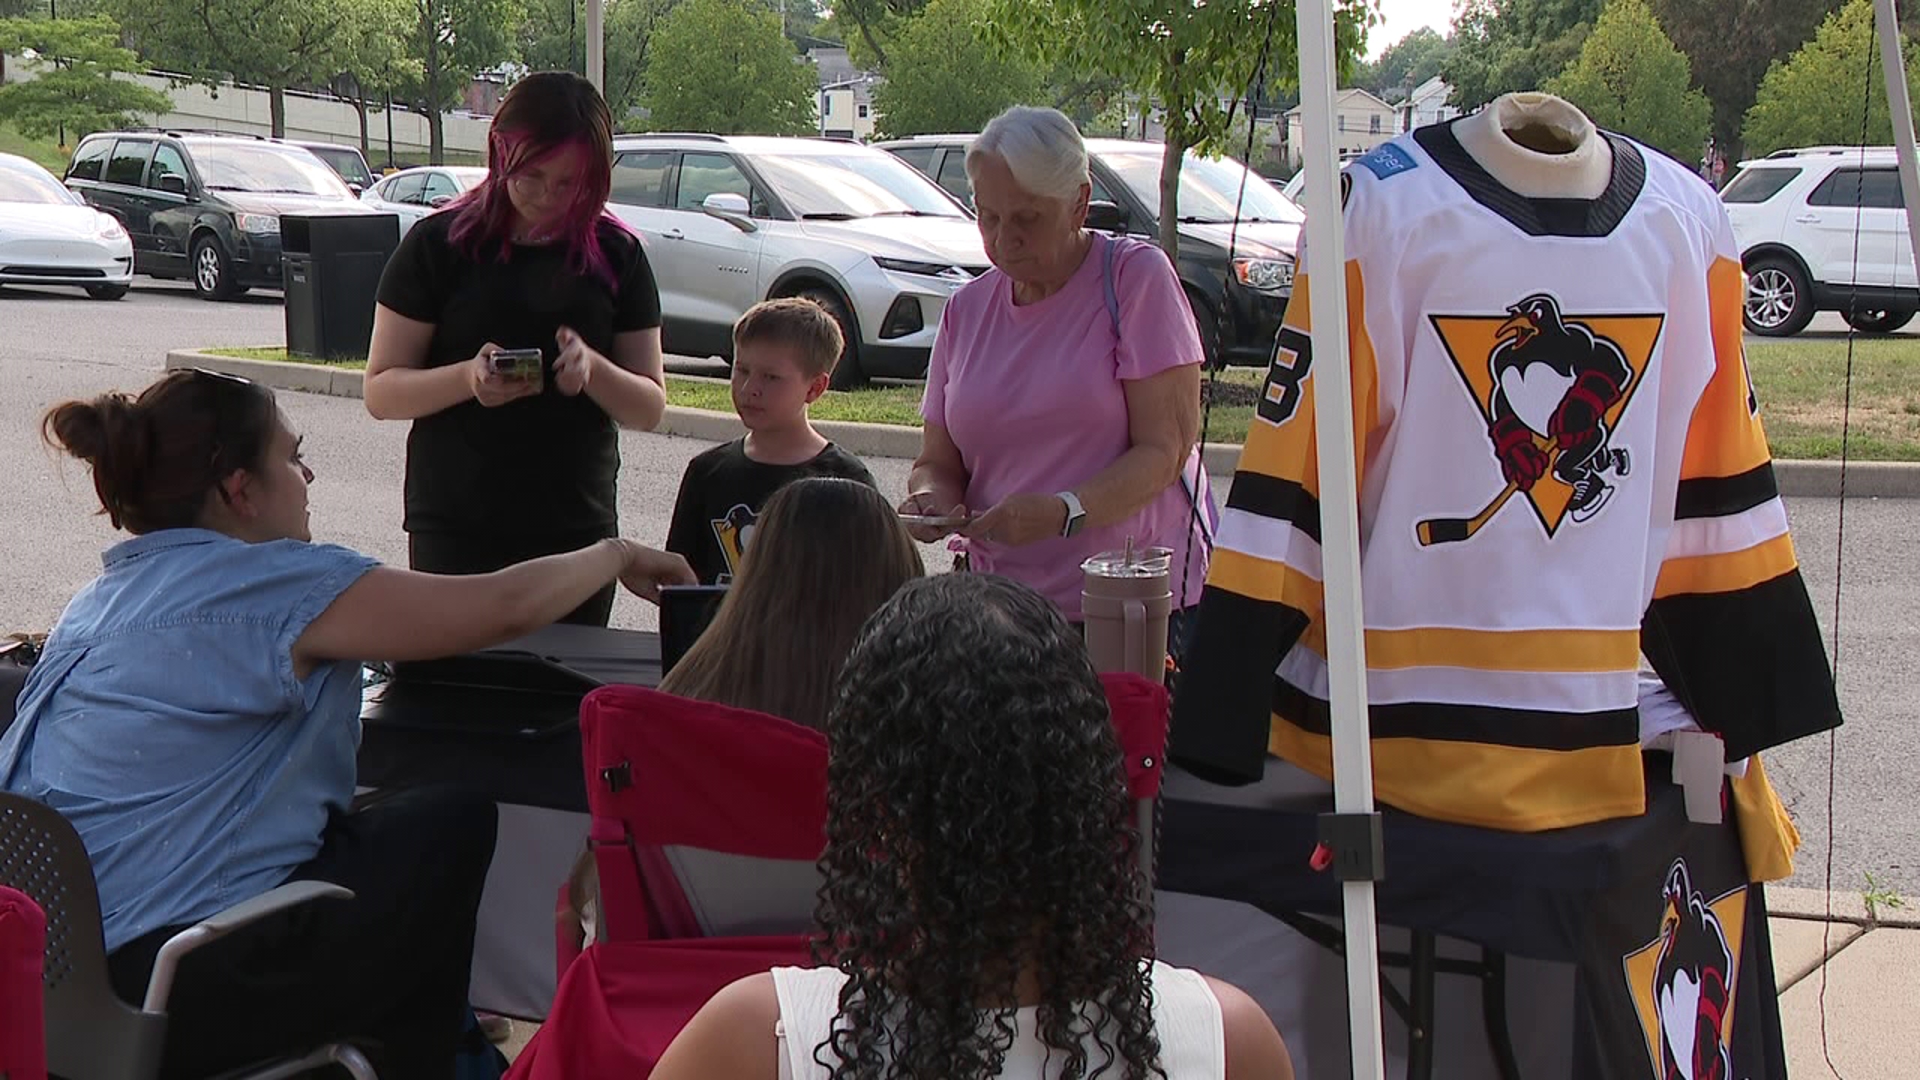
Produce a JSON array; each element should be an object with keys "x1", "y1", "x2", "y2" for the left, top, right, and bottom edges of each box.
[{"x1": 0, "y1": 793, "x2": 378, "y2": 1080}]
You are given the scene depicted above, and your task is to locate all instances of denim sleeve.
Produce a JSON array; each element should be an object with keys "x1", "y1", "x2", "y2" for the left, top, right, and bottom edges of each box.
[{"x1": 258, "y1": 542, "x2": 381, "y2": 698}]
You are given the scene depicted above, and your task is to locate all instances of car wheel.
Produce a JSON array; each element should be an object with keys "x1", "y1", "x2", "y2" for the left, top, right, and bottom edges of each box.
[
  {"x1": 1842, "y1": 306, "x2": 1916, "y2": 334},
  {"x1": 191, "y1": 235, "x2": 239, "y2": 301},
  {"x1": 800, "y1": 287, "x2": 866, "y2": 391},
  {"x1": 86, "y1": 284, "x2": 129, "y2": 301},
  {"x1": 1742, "y1": 257, "x2": 1815, "y2": 336},
  {"x1": 1184, "y1": 287, "x2": 1224, "y2": 370}
]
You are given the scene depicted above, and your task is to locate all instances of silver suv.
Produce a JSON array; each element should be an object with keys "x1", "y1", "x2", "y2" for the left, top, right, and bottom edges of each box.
[
  {"x1": 1722, "y1": 146, "x2": 1917, "y2": 335},
  {"x1": 607, "y1": 133, "x2": 989, "y2": 387}
]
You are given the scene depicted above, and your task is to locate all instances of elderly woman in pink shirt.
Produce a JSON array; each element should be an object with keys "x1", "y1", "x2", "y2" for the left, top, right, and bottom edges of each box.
[{"x1": 900, "y1": 105, "x2": 1210, "y2": 621}]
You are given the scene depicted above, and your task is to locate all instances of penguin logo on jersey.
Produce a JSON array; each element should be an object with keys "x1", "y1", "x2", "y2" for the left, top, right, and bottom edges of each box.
[
  {"x1": 710, "y1": 503, "x2": 758, "y2": 583},
  {"x1": 1621, "y1": 859, "x2": 1746, "y2": 1080},
  {"x1": 1426, "y1": 296, "x2": 1665, "y2": 543}
]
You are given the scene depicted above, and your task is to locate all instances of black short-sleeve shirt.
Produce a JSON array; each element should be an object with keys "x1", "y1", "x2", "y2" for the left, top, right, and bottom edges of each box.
[
  {"x1": 665, "y1": 439, "x2": 879, "y2": 584},
  {"x1": 376, "y1": 211, "x2": 662, "y2": 536}
]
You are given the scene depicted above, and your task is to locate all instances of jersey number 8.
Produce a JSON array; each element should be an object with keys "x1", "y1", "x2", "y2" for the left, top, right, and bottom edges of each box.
[{"x1": 1258, "y1": 326, "x2": 1314, "y2": 427}]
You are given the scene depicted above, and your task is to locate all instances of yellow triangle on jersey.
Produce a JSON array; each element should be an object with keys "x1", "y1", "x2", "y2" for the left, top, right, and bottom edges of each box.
[{"x1": 1431, "y1": 310, "x2": 1665, "y2": 535}]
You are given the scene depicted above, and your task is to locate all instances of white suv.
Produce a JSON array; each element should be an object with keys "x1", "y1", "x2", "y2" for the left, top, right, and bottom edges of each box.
[
  {"x1": 607, "y1": 133, "x2": 988, "y2": 387},
  {"x1": 1721, "y1": 146, "x2": 1917, "y2": 335}
]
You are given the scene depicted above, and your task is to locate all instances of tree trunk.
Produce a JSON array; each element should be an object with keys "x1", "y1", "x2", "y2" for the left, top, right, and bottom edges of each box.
[
  {"x1": 1158, "y1": 121, "x2": 1183, "y2": 262},
  {"x1": 270, "y1": 83, "x2": 287, "y2": 138},
  {"x1": 356, "y1": 90, "x2": 371, "y2": 157}
]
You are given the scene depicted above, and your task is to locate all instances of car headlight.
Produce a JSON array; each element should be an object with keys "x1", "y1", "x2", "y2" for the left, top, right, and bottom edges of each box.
[
  {"x1": 96, "y1": 215, "x2": 126, "y2": 241},
  {"x1": 235, "y1": 213, "x2": 280, "y2": 235},
  {"x1": 874, "y1": 256, "x2": 975, "y2": 283},
  {"x1": 1233, "y1": 256, "x2": 1294, "y2": 294}
]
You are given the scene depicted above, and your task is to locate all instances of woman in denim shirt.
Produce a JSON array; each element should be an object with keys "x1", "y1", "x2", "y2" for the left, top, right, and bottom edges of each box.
[{"x1": 0, "y1": 368, "x2": 693, "y2": 1079}]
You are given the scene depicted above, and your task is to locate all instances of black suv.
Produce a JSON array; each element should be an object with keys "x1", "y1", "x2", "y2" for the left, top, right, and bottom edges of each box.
[
  {"x1": 878, "y1": 135, "x2": 1303, "y2": 367},
  {"x1": 292, "y1": 140, "x2": 378, "y2": 196},
  {"x1": 64, "y1": 130, "x2": 363, "y2": 300}
]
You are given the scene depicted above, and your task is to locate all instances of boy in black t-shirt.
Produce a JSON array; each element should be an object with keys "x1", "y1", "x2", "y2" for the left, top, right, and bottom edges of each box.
[{"x1": 666, "y1": 299, "x2": 878, "y2": 583}]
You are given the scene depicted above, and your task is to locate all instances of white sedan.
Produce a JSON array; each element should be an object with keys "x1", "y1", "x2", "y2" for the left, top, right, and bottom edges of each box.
[
  {"x1": 0, "y1": 152, "x2": 133, "y2": 299},
  {"x1": 361, "y1": 166, "x2": 488, "y2": 237}
]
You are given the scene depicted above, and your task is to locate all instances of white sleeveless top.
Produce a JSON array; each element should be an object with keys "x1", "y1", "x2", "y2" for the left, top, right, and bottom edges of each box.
[{"x1": 769, "y1": 960, "x2": 1226, "y2": 1079}]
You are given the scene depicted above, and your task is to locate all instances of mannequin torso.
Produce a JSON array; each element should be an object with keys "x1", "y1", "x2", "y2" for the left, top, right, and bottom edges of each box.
[{"x1": 1453, "y1": 92, "x2": 1613, "y2": 200}]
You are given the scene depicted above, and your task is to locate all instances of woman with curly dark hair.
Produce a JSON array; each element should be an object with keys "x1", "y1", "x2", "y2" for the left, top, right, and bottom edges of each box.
[{"x1": 651, "y1": 574, "x2": 1292, "y2": 1080}]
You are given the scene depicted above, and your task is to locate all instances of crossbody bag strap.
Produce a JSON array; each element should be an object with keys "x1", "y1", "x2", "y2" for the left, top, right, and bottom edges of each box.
[{"x1": 1101, "y1": 232, "x2": 1216, "y2": 552}]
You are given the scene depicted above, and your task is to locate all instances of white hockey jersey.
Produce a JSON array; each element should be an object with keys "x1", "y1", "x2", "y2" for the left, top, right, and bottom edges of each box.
[{"x1": 1171, "y1": 124, "x2": 1840, "y2": 832}]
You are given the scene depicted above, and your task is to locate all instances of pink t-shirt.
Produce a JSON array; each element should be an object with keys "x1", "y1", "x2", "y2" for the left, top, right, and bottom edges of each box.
[{"x1": 921, "y1": 232, "x2": 1210, "y2": 617}]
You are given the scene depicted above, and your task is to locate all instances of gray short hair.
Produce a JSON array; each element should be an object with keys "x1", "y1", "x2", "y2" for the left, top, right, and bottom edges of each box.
[{"x1": 966, "y1": 106, "x2": 1090, "y2": 202}]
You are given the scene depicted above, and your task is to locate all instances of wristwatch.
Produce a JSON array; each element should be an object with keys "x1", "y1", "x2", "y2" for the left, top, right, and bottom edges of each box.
[{"x1": 1057, "y1": 490, "x2": 1087, "y2": 538}]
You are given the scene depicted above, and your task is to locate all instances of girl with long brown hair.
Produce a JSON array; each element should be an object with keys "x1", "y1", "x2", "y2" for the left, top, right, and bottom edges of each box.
[{"x1": 660, "y1": 476, "x2": 925, "y2": 731}]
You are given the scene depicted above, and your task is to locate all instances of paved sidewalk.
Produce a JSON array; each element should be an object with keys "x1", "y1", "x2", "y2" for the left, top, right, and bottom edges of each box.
[{"x1": 1769, "y1": 887, "x2": 1919, "y2": 1079}]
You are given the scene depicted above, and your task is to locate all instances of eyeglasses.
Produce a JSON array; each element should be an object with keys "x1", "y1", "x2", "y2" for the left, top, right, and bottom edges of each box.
[{"x1": 508, "y1": 169, "x2": 583, "y2": 200}]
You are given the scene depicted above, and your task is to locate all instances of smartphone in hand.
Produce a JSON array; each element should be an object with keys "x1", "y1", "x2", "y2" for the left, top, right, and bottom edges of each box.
[{"x1": 488, "y1": 348, "x2": 545, "y2": 390}]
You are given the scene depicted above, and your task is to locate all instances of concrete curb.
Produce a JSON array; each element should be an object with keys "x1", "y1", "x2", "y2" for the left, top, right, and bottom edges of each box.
[
  {"x1": 1767, "y1": 885, "x2": 1920, "y2": 929},
  {"x1": 166, "y1": 349, "x2": 1920, "y2": 495}
]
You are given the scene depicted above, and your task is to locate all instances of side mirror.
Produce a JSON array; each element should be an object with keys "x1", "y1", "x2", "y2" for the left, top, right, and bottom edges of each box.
[
  {"x1": 702, "y1": 192, "x2": 757, "y2": 233},
  {"x1": 1086, "y1": 199, "x2": 1128, "y2": 232},
  {"x1": 428, "y1": 194, "x2": 453, "y2": 208},
  {"x1": 349, "y1": 183, "x2": 365, "y2": 197},
  {"x1": 158, "y1": 174, "x2": 189, "y2": 196}
]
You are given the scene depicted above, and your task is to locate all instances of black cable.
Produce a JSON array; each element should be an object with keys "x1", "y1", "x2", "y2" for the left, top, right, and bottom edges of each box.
[{"x1": 1817, "y1": 19, "x2": 1877, "y2": 1080}]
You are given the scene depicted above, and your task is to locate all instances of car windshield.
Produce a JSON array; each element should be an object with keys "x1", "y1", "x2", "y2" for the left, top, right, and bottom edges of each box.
[
  {"x1": 1100, "y1": 148, "x2": 1305, "y2": 224},
  {"x1": 749, "y1": 151, "x2": 968, "y2": 219},
  {"x1": 0, "y1": 160, "x2": 79, "y2": 205},
  {"x1": 307, "y1": 146, "x2": 374, "y2": 188},
  {"x1": 190, "y1": 143, "x2": 353, "y2": 197}
]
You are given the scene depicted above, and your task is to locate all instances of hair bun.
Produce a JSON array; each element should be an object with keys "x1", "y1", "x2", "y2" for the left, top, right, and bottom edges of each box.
[{"x1": 45, "y1": 393, "x2": 140, "y2": 465}]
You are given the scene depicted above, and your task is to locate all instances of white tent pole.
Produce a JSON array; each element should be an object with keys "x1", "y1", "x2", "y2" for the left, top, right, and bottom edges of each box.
[
  {"x1": 586, "y1": 0, "x2": 606, "y2": 93},
  {"x1": 1874, "y1": 0, "x2": 1920, "y2": 282},
  {"x1": 1292, "y1": 0, "x2": 1387, "y2": 1077}
]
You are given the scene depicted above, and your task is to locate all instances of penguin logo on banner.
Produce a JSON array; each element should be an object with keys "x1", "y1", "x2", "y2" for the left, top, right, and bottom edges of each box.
[{"x1": 1621, "y1": 859, "x2": 1746, "y2": 1080}]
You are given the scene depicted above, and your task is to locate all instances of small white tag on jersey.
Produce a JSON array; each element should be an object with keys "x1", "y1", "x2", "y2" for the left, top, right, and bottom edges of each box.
[{"x1": 1671, "y1": 730, "x2": 1725, "y2": 824}]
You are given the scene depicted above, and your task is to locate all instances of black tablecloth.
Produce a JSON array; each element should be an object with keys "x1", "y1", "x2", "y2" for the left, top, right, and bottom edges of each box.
[
  {"x1": 1159, "y1": 758, "x2": 1787, "y2": 1080},
  {"x1": 356, "y1": 625, "x2": 662, "y2": 814}
]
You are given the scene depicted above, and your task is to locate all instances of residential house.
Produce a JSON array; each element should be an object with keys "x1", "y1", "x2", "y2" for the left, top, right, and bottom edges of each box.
[
  {"x1": 808, "y1": 45, "x2": 880, "y2": 141},
  {"x1": 1283, "y1": 87, "x2": 1397, "y2": 168},
  {"x1": 1398, "y1": 76, "x2": 1460, "y2": 133}
]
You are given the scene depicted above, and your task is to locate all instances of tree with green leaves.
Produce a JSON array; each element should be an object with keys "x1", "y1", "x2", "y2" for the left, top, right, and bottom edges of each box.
[
  {"x1": 988, "y1": 0, "x2": 1373, "y2": 259},
  {"x1": 1650, "y1": 0, "x2": 1840, "y2": 157},
  {"x1": 869, "y1": 0, "x2": 1041, "y2": 138},
  {"x1": 642, "y1": 0, "x2": 815, "y2": 134},
  {"x1": 1743, "y1": 0, "x2": 1920, "y2": 156},
  {"x1": 1361, "y1": 25, "x2": 1455, "y2": 100},
  {"x1": 0, "y1": 16, "x2": 173, "y2": 144},
  {"x1": 109, "y1": 0, "x2": 410, "y2": 139},
  {"x1": 825, "y1": 0, "x2": 928, "y2": 69},
  {"x1": 397, "y1": 0, "x2": 521, "y2": 163},
  {"x1": 520, "y1": 0, "x2": 679, "y2": 123},
  {"x1": 1544, "y1": 0, "x2": 1708, "y2": 161},
  {"x1": 1444, "y1": 0, "x2": 1601, "y2": 109}
]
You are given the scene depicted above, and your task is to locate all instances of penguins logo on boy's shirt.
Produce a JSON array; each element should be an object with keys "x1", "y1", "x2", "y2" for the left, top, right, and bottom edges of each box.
[
  {"x1": 709, "y1": 503, "x2": 758, "y2": 583},
  {"x1": 1432, "y1": 294, "x2": 1664, "y2": 537}
]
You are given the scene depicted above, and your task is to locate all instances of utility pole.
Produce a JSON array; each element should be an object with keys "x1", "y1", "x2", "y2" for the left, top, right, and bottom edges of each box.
[{"x1": 49, "y1": 0, "x2": 64, "y2": 150}]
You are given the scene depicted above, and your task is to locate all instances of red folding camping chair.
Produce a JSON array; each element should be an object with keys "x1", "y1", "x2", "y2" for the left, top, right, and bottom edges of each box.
[
  {"x1": 511, "y1": 674, "x2": 1170, "y2": 1079},
  {"x1": 0, "y1": 885, "x2": 48, "y2": 1080}
]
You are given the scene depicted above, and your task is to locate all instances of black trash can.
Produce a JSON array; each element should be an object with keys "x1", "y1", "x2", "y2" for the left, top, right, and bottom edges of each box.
[{"x1": 283, "y1": 211, "x2": 400, "y2": 360}]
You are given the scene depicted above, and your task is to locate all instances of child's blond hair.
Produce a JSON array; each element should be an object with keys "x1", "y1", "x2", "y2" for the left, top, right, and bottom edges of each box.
[{"x1": 732, "y1": 297, "x2": 845, "y2": 378}]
